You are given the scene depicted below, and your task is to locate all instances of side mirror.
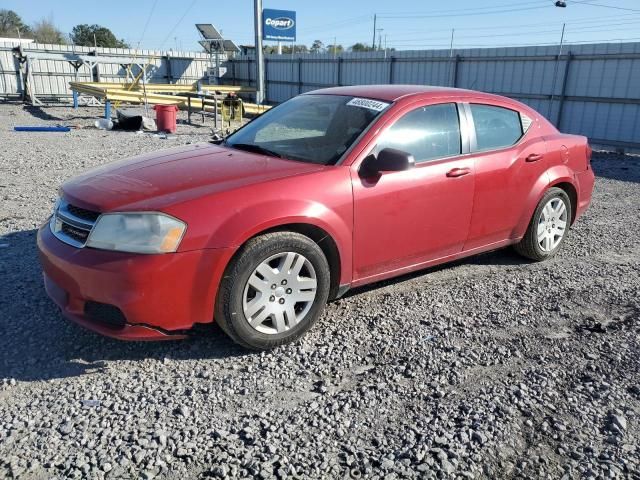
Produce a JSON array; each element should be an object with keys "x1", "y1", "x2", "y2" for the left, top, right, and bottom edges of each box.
[{"x1": 360, "y1": 148, "x2": 415, "y2": 177}]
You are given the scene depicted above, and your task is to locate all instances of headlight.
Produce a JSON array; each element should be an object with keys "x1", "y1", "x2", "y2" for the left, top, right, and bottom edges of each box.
[{"x1": 86, "y1": 213, "x2": 186, "y2": 254}]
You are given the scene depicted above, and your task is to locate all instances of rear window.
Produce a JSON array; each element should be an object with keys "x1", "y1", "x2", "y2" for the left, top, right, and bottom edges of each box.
[{"x1": 470, "y1": 104, "x2": 523, "y2": 151}]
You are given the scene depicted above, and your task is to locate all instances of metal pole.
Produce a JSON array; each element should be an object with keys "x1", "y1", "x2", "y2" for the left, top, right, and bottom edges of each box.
[
  {"x1": 548, "y1": 23, "x2": 566, "y2": 119},
  {"x1": 214, "y1": 94, "x2": 218, "y2": 130},
  {"x1": 290, "y1": 45, "x2": 294, "y2": 96},
  {"x1": 449, "y1": 29, "x2": 455, "y2": 87},
  {"x1": 372, "y1": 14, "x2": 377, "y2": 50},
  {"x1": 556, "y1": 51, "x2": 573, "y2": 129},
  {"x1": 254, "y1": 0, "x2": 265, "y2": 105},
  {"x1": 215, "y1": 50, "x2": 220, "y2": 84}
]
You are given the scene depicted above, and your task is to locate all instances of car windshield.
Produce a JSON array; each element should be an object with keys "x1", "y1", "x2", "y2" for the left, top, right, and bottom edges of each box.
[{"x1": 224, "y1": 94, "x2": 390, "y2": 165}]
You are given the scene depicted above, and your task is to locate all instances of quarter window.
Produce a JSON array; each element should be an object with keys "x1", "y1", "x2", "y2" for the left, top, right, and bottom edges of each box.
[
  {"x1": 377, "y1": 103, "x2": 461, "y2": 163},
  {"x1": 470, "y1": 104, "x2": 523, "y2": 151}
]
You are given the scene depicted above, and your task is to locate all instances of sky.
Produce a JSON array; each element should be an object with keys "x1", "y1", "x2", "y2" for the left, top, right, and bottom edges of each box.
[{"x1": 3, "y1": 0, "x2": 640, "y2": 52}]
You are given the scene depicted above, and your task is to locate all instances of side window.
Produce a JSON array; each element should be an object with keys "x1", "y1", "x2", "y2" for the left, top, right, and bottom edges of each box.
[
  {"x1": 470, "y1": 104, "x2": 523, "y2": 151},
  {"x1": 377, "y1": 103, "x2": 461, "y2": 163}
]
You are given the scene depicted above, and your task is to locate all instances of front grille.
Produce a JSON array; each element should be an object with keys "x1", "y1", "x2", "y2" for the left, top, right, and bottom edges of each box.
[
  {"x1": 84, "y1": 301, "x2": 127, "y2": 329},
  {"x1": 50, "y1": 200, "x2": 100, "y2": 248},
  {"x1": 61, "y1": 222, "x2": 90, "y2": 242},
  {"x1": 66, "y1": 204, "x2": 101, "y2": 222}
]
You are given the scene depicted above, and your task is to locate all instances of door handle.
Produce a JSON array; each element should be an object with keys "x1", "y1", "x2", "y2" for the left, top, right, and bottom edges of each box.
[
  {"x1": 446, "y1": 167, "x2": 471, "y2": 178},
  {"x1": 526, "y1": 153, "x2": 543, "y2": 162}
]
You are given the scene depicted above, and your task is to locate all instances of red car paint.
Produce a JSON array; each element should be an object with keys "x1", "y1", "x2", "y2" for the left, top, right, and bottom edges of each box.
[{"x1": 37, "y1": 86, "x2": 595, "y2": 340}]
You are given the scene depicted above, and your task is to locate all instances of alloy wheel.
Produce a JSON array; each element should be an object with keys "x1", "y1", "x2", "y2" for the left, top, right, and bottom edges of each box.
[
  {"x1": 242, "y1": 252, "x2": 318, "y2": 334},
  {"x1": 537, "y1": 197, "x2": 568, "y2": 252}
]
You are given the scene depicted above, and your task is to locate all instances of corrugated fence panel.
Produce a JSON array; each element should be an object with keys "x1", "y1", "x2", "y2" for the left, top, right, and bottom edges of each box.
[
  {"x1": 2, "y1": 40, "x2": 640, "y2": 149},
  {"x1": 0, "y1": 41, "x2": 210, "y2": 98},
  {"x1": 223, "y1": 41, "x2": 640, "y2": 149}
]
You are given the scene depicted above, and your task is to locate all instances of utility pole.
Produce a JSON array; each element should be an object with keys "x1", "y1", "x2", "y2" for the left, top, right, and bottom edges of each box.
[
  {"x1": 448, "y1": 29, "x2": 455, "y2": 57},
  {"x1": 254, "y1": 0, "x2": 265, "y2": 104},
  {"x1": 548, "y1": 22, "x2": 566, "y2": 119},
  {"x1": 448, "y1": 29, "x2": 455, "y2": 86},
  {"x1": 377, "y1": 28, "x2": 383, "y2": 50},
  {"x1": 372, "y1": 14, "x2": 377, "y2": 50}
]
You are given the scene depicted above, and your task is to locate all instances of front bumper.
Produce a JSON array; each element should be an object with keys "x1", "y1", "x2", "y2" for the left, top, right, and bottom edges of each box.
[{"x1": 37, "y1": 222, "x2": 234, "y2": 340}]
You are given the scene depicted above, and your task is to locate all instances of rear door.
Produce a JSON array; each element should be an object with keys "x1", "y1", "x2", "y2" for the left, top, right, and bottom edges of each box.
[
  {"x1": 351, "y1": 101, "x2": 475, "y2": 281},
  {"x1": 462, "y1": 103, "x2": 549, "y2": 250}
]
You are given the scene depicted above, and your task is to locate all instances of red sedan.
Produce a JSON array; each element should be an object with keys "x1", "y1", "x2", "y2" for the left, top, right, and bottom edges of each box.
[{"x1": 38, "y1": 85, "x2": 595, "y2": 350}]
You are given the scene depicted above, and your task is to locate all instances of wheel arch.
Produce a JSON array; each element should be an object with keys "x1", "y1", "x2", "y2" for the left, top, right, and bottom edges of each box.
[
  {"x1": 512, "y1": 168, "x2": 578, "y2": 239},
  {"x1": 549, "y1": 180, "x2": 578, "y2": 224},
  {"x1": 226, "y1": 222, "x2": 345, "y2": 301}
]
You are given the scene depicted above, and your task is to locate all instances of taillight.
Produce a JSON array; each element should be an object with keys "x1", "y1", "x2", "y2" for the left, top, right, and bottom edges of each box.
[{"x1": 586, "y1": 143, "x2": 592, "y2": 168}]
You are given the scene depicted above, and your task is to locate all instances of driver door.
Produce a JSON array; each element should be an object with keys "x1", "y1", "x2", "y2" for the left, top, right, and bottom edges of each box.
[{"x1": 351, "y1": 102, "x2": 475, "y2": 282}]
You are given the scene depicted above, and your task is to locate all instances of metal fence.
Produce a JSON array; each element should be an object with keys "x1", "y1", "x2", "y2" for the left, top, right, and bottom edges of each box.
[
  {"x1": 0, "y1": 41, "x2": 211, "y2": 100},
  {"x1": 224, "y1": 42, "x2": 640, "y2": 150}
]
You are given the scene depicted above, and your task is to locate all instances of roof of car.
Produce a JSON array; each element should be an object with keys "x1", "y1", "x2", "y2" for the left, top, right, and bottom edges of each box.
[{"x1": 307, "y1": 85, "x2": 494, "y2": 102}]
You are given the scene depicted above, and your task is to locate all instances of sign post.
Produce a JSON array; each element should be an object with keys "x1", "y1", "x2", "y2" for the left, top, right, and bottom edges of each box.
[
  {"x1": 254, "y1": 0, "x2": 265, "y2": 105},
  {"x1": 254, "y1": 6, "x2": 296, "y2": 104}
]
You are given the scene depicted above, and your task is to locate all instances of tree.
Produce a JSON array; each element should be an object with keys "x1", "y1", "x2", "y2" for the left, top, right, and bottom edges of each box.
[
  {"x1": 327, "y1": 44, "x2": 344, "y2": 55},
  {"x1": 349, "y1": 42, "x2": 375, "y2": 52},
  {"x1": 32, "y1": 17, "x2": 66, "y2": 44},
  {"x1": 264, "y1": 44, "x2": 308, "y2": 54},
  {"x1": 310, "y1": 40, "x2": 324, "y2": 54},
  {"x1": 0, "y1": 9, "x2": 31, "y2": 38},
  {"x1": 283, "y1": 44, "x2": 308, "y2": 54},
  {"x1": 70, "y1": 24, "x2": 129, "y2": 48}
]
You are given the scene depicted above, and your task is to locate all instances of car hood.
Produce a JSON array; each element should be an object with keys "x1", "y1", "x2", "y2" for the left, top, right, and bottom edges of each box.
[{"x1": 61, "y1": 143, "x2": 326, "y2": 211}]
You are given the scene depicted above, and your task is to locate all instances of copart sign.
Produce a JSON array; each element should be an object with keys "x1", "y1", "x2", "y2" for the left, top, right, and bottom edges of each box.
[{"x1": 263, "y1": 8, "x2": 296, "y2": 42}]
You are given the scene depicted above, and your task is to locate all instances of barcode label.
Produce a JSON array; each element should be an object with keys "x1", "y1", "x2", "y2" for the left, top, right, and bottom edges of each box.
[{"x1": 346, "y1": 97, "x2": 390, "y2": 112}]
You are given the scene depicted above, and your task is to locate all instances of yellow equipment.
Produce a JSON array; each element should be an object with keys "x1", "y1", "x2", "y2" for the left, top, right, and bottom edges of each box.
[{"x1": 69, "y1": 81, "x2": 268, "y2": 116}]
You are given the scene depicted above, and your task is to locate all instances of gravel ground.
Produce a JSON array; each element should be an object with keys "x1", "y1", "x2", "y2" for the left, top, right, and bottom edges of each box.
[{"x1": 0, "y1": 102, "x2": 639, "y2": 480}]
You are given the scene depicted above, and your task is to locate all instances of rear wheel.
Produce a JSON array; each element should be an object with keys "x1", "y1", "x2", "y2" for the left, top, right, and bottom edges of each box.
[
  {"x1": 215, "y1": 232, "x2": 330, "y2": 350},
  {"x1": 514, "y1": 187, "x2": 571, "y2": 261}
]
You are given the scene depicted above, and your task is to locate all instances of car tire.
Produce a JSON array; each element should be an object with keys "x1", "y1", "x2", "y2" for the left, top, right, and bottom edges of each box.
[
  {"x1": 215, "y1": 232, "x2": 331, "y2": 350},
  {"x1": 514, "y1": 187, "x2": 572, "y2": 261}
]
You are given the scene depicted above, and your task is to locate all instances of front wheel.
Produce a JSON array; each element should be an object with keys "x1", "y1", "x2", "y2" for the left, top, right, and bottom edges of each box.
[
  {"x1": 514, "y1": 187, "x2": 572, "y2": 261},
  {"x1": 215, "y1": 232, "x2": 331, "y2": 350}
]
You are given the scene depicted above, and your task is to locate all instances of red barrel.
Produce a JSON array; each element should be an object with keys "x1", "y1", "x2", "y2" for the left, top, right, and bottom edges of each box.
[{"x1": 154, "y1": 105, "x2": 179, "y2": 133}]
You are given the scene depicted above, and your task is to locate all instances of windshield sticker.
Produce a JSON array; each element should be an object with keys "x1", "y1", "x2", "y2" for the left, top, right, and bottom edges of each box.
[{"x1": 346, "y1": 98, "x2": 390, "y2": 112}]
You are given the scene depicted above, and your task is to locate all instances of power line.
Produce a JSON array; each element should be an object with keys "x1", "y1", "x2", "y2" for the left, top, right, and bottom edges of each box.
[
  {"x1": 378, "y1": 4, "x2": 561, "y2": 19},
  {"x1": 387, "y1": 17, "x2": 640, "y2": 43},
  {"x1": 159, "y1": 0, "x2": 198, "y2": 49},
  {"x1": 137, "y1": 0, "x2": 159, "y2": 48},
  {"x1": 570, "y1": 0, "x2": 640, "y2": 13},
  {"x1": 377, "y1": 12, "x2": 640, "y2": 39},
  {"x1": 376, "y1": 0, "x2": 551, "y2": 17}
]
